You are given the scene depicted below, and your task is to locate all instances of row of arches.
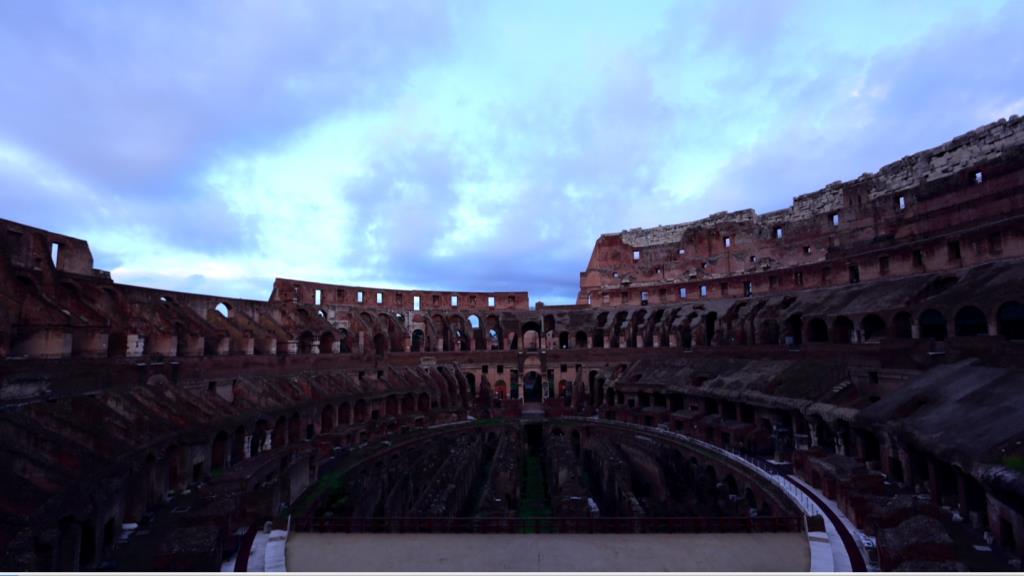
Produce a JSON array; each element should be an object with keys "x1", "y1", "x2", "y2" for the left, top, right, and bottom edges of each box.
[
  {"x1": 66, "y1": 299, "x2": 1022, "y2": 361},
  {"x1": 787, "y1": 302, "x2": 1024, "y2": 345}
]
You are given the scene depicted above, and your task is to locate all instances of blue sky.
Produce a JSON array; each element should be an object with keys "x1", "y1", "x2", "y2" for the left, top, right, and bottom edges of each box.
[{"x1": 2, "y1": 0, "x2": 1022, "y2": 304}]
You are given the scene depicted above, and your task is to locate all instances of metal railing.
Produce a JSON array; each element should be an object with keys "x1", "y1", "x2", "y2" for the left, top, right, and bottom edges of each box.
[
  {"x1": 721, "y1": 445, "x2": 824, "y2": 518},
  {"x1": 293, "y1": 515, "x2": 803, "y2": 534}
]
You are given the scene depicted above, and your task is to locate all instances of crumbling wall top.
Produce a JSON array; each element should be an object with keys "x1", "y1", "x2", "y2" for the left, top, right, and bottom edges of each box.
[{"x1": 613, "y1": 115, "x2": 1024, "y2": 248}]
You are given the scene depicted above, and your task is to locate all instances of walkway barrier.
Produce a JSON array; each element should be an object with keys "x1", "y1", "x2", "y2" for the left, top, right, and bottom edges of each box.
[{"x1": 292, "y1": 515, "x2": 803, "y2": 534}]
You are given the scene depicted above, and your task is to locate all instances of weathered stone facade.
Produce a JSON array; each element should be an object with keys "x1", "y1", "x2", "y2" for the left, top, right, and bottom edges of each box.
[{"x1": 3, "y1": 117, "x2": 1024, "y2": 570}]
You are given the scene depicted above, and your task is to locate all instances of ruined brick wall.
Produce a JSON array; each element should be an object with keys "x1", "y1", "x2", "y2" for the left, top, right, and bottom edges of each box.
[
  {"x1": 578, "y1": 116, "x2": 1024, "y2": 305},
  {"x1": 3, "y1": 118, "x2": 1024, "y2": 570}
]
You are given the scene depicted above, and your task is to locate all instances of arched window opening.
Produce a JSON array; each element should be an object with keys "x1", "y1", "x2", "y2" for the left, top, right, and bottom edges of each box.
[
  {"x1": 891, "y1": 312, "x2": 913, "y2": 339},
  {"x1": 411, "y1": 329, "x2": 425, "y2": 352},
  {"x1": 919, "y1": 309, "x2": 947, "y2": 341},
  {"x1": 784, "y1": 314, "x2": 802, "y2": 347},
  {"x1": 558, "y1": 331, "x2": 569, "y2": 349},
  {"x1": 373, "y1": 334, "x2": 388, "y2": 356},
  {"x1": 954, "y1": 306, "x2": 988, "y2": 337},
  {"x1": 806, "y1": 318, "x2": 828, "y2": 343},
  {"x1": 758, "y1": 319, "x2": 780, "y2": 345},
  {"x1": 354, "y1": 400, "x2": 368, "y2": 423},
  {"x1": 678, "y1": 327, "x2": 692, "y2": 350},
  {"x1": 575, "y1": 330, "x2": 588, "y2": 348},
  {"x1": 862, "y1": 314, "x2": 886, "y2": 342},
  {"x1": 521, "y1": 322, "x2": 541, "y2": 350},
  {"x1": 298, "y1": 331, "x2": 315, "y2": 354},
  {"x1": 319, "y1": 331, "x2": 335, "y2": 354},
  {"x1": 321, "y1": 405, "x2": 335, "y2": 433},
  {"x1": 523, "y1": 371, "x2": 542, "y2": 402},
  {"x1": 997, "y1": 302, "x2": 1024, "y2": 340},
  {"x1": 704, "y1": 312, "x2": 717, "y2": 346},
  {"x1": 831, "y1": 316, "x2": 854, "y2": 344},
  {"x1": 214, "y1": 302, "x2": 230, "y2": 317},
  {"x1": 211, "y1": 431, "x2": 229, "y2": 472}
]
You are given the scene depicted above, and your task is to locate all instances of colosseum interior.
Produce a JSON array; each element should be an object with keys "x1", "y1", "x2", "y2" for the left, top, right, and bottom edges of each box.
[{"x1": 3, "y1": 115, "x2": 1024, "y2": 571}]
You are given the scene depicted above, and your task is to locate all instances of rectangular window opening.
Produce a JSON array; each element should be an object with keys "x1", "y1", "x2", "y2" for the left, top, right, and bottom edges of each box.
[
  {"x1": 743, "y1": 281, "x2": 752, "y2": 297},
  {"x1": 356, "y1": 290, "x2": 364, "y2": 303},
  {"x1": 948, "y1": 240, "x2": 961, "y2": 261},
  {"x1": 989, "y1": 233, "x2": 1003, "y2": 254},
  {"x1": 376, "y1": 292, "x2": 383, "y2": 305},
  {"x1": 632, "y1": 250, "x2": 641, "y2": 261},
  {"x1": 831, "y1": 213, "x2": 840, "y2": 226},
  {"x1": 700, "y1": 285, "x2": 708, "y2": 298},
  {"x1": 451, "y1": 295, "x2": 459, "y2": 307},
  {"x1": 640, "y1": 291, "x2": 649, "y2": 305},
  {"x1": 849, "y1": 264, "x2": 860, "y2": 284},
  {"x1": 724, "y1": 236, "x2": 732, "y2": 248},
  {"x1": 897, "y1": 195, "x2": 906, "y2": 210},
  {"x1": 774, "y1": 227, "x2": 783, "y2": 239},
  {"x1": 487, "y1": 296, "x2": 496, "y2": 307},
  {"x1": 803, "y1": 246, "x2": 812, "y2": 255},
  {"x1": 314, "y1": 289, "x2": 322, "y2": 305},
  {"x1": 50, "y1": 242, "x2": 59, "y2": 268},
  {"x1": 975, "y1": 171, "x2": 983, "y2": 184},
  {"x1": 679, "y1": 287, "x2": 687, "y2": 299},
  {"x1": 413, "y1": 295, "x2": 421, "y2": 311}
]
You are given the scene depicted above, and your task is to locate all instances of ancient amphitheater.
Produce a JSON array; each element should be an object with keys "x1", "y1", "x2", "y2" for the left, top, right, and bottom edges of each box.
[{"x1": 3, "y1": 116, "x2": 1024, "y2": 571}]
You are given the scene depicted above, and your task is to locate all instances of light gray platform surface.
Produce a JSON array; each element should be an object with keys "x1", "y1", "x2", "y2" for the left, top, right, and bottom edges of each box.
[{"x1": 286, "y1": 532, "x2": 809, "y2": 572}]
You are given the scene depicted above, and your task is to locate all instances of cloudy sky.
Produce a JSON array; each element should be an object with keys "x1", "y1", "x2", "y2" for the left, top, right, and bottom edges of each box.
[{"x1": 2, "y1": 0, "x2": 1023, "y2": 304}]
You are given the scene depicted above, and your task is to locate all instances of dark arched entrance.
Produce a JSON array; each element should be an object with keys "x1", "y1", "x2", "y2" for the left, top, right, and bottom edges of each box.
[{"x1": 524, "y1": 371, "x2": 543, "y2": 402}]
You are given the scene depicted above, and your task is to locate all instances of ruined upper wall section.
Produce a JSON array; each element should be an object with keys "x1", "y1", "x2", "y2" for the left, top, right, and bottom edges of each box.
[
  {"x1": 1, "y1": 219, "x2": 101, "y2": 277},
  {"x1": 271, "y1": 278, "x2": 530, "y2": 311},
  {"x1": 579, "y1": 116, "x2": 1024, "y2": 304},
  {"x1": 616, "y1": 116, "x2": 1024, "y2": 249}
]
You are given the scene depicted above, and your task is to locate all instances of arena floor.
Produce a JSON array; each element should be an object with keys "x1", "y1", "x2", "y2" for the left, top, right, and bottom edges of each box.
[{"x1": 285, "y1": 531, "x2": 810, "y2": 572}]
